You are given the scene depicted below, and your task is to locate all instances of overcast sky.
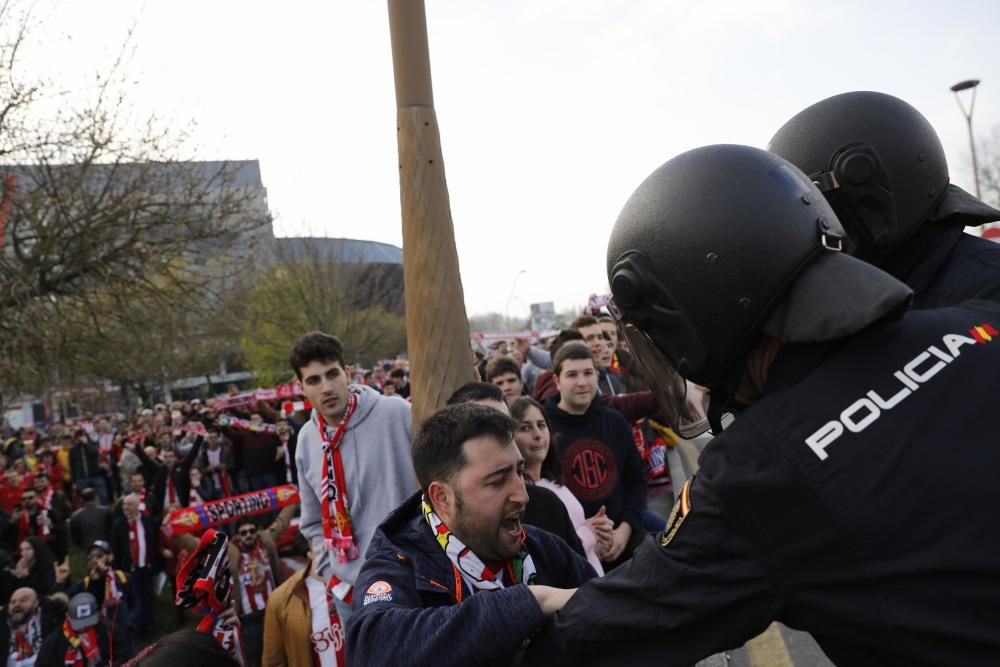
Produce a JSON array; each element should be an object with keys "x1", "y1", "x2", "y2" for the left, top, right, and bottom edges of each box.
[{"x1": 20, "y1": 0, "x2": 1000, "y2": 318}]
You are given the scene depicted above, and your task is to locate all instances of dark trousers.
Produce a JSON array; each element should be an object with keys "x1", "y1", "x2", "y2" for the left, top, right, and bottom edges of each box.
[
  {"x1": 241, "y1": 610, "x2": 265, "y2": 667},
  {"x1": 128, "y1": 566, "x2": 155, "y2": 634},
  {"x1": 247, "y1": 473, "x2": 278, "y2": 492}
]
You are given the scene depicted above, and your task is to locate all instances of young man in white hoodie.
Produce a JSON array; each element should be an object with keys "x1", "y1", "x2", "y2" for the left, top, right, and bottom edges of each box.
[{"x1": 289, "y1": 331, "x2": 419, "y2": 625}]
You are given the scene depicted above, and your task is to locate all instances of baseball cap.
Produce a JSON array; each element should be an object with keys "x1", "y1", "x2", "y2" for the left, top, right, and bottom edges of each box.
[
  {"x1": 88, "y1": 540, "x2": 111, "y2": 556},
  {"x1": 68, "y1": 592, "x2": 99, "y2": 630}
]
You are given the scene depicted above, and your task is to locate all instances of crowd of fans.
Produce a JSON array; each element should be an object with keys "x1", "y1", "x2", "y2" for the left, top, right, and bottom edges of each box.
[{"x1": 0, "y1": 308, "x2": 679, "y2": 666}]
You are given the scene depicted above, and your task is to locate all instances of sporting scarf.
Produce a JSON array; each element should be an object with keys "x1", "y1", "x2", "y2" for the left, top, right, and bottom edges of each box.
[
  {"x1": 62, "y1": 619, "x2": 99, "y2": 667},
  {"x1": 305, "y1": 575, "x2": 346, "y2": 667},
  {"x1": 420, "y1": 495, "x2": 536, "y2": 594},
  {"x1": 314, "y1": 395, "x2": 360, "y2": 564},
  {"x1": 237, "y1": 542, "x2": 274, "y2": 615},
  {"x1": 10, "y1": 612, "x2": 41, "y2": 663},
  {"x1": 217, "y1": 415, "x2": 278, "y2": 434}
]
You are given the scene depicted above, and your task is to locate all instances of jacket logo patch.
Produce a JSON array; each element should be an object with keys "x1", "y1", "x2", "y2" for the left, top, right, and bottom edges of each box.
[
  {"x1": 660, "y1": 479, "x2": 692, "y2": 549},
  {"x1": 363, "y1": 581, "x2": 393, "y2": 605},
  {"x1": 970, "y1": 323, "x2": 997, "y2": 343}
]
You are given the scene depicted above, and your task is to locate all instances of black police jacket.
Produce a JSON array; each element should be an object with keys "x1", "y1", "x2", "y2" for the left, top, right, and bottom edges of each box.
[
  {"x1": 526, "y1": 300, "x2": 1000, "y2": 666},
  {"x1": 891, "y1": 220, "x2": 1000, "y2": 309}
]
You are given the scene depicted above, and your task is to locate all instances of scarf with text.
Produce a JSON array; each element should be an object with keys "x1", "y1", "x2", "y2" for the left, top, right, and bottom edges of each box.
[
  {"x1": 314, "y1": 395, "x2": 360, "y2": 564},
  {"x1": 305, "y1": 575, "x2": 346, "y2": 667},
  {"x1": 421, "y1": 495, "x2": 536, "y2": 593},
  {"x1": 10, "y1": 612, "x2": 41, "y2": 663},
  {"x1": 217, "y1": 415, "x2": 278, "y2": 434},
  {"x1": 62, "y1": 619, "x2": 99, "y2": 667}
]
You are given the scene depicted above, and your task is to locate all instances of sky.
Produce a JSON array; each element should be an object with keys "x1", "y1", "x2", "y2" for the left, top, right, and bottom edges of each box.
[{"x1": 16, "y1": 0, "x2": 1000, "y2": 318}]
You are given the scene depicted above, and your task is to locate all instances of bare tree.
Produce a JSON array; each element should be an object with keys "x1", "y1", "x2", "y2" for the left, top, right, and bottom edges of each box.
[{"x1": 0, "y1": 3, "x2": 271, "y2": 403}]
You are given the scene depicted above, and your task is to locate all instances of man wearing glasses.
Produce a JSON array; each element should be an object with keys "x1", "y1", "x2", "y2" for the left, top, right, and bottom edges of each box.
[{"x1": 175, "y1": 502, "x2": 296, "y2": 667}]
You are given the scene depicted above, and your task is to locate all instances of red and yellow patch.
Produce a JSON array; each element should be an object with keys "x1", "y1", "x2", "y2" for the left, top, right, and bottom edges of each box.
[
  {"x1": 660, "y1": 479, "x2": 693, "y2": 549},
  {"x1": 969, "y1": 323, "x2": 998, "y2": 344}
]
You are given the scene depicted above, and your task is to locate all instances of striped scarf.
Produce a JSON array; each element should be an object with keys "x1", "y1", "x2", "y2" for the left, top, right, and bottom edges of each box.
[{"x1": 421, "y1": 495, "x2": 536, "y2": 593}]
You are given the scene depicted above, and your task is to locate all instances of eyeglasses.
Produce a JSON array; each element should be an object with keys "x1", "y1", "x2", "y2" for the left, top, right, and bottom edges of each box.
[{"x1": 237, "y1": 528, "x2": 257, "y2": 537}]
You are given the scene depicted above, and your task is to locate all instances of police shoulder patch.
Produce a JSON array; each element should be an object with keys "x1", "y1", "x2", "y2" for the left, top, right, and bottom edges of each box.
[{"x1": 660, "y1": 478, "x2": 693, "y2": 549}]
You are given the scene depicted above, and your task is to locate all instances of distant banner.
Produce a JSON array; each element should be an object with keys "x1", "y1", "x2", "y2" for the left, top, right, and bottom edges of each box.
[
  {"x1": 218, "y1": 414, "x2": 277, "y2": 434},
  {"x1": 126, "y1": 421, "x2": 208, "y2": 445},
  {"x1": 166, "y1": 485, "x2": 300, "y2": 536},
  {"x1": 212, "y1": 383, "x2": 303, "y2": 411},
  {"x1": 282, "y1": 400, "x2": 312, "y2": 414}
]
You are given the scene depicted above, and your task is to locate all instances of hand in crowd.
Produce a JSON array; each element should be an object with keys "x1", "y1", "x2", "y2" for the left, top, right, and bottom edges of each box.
[
  {"x1": 584, "y1": 505, "x2": 614, "y2": 552},
  {"x1": 12, "y1": 557, "x2": 29, "y2": 578},
  {"x1": 218, "y1": 602, "x2": 240, "y2": 629},
  {"x1": 55, "y1": 560, "x2": 71, "y2": 584},
  {"x1": 528, "y1": 585, "x2": 577, "y2": 617},
  {"x1": 513, "y1": 336, "x2": 533, "y2": 355},
  {"x1": 599, "y1": 522, "x2": 633, "y2": 563}
]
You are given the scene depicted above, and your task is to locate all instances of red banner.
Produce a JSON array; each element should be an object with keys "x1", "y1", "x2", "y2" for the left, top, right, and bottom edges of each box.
[
  {"x1": 212, "y1": 383, "x2": 302, "y2": 411},
  {"x1": 166, "y1": 485, "x2": 300, "y2": 536}
]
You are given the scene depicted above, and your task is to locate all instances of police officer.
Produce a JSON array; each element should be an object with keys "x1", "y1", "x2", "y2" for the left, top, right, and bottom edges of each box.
[
  {"x1": 769, "y1": 90, "x2": 1000, "y2": 308},
  {"x1": 524, "y1": 144, "x2": 1000, "y2": 665}
]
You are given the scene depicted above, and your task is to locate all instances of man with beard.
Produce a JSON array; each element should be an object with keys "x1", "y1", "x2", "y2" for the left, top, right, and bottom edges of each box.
[
  {"x1": 0, "y1": 587, "x2": 65, "y2": 666},
  {"x1": 346, "y1": 403, "x2": 594, "y2": 667}
]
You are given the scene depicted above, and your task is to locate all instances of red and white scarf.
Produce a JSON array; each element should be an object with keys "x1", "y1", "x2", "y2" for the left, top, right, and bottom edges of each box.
[
  {"x1": 37, "y1": 485, "x2": 54, "y2": 510},
  {"x1": 314, "y1": 395, "x2": 360, "y2": 564},
  {"x1": 17, "y1": 509, "x2": 46, "y2": 543},
  {"x1": 237, "y1": 542, "x2": 275, "y2": 615},
  {"x1": 279, "y1": 437, "x2": 294, "y2": 484},
  {"x1": 9, "y1": 612, "x2": 42, "y2": 665},
  {"x1": 136, "y1": 491, "x2": 149, "y2": 517},
  {"x1": 206, "y1": 448, "x2": 234, "y2": 497},
  {"x1": 164, "y1": 474, "x2": 178, "y2": 508},
  {"x1": 98, "y1": 433, "x2": 114, "y2": 472},
  {"x1": 102, "y1": 568, "x2": 124, "y2": 604},
  {"x1": 129, "y1": 517, "x2": 148, "y2": 568},
  {"x1": 62, "y1": 619, "x2": 99, "y2": 667},
  {"x1": 305, "y1": 576, "x2": 346, "y2": 667}
]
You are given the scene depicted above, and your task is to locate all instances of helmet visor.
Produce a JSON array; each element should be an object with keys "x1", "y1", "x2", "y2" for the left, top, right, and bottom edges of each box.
[{"x1": 608, "y1": 299, "x2": 711, "y2": 438}]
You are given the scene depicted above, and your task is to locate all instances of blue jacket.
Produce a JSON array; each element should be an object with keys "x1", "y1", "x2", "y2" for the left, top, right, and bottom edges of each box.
[{"x1": 347, "y1": 491, "x2": 596, "y2": 667}]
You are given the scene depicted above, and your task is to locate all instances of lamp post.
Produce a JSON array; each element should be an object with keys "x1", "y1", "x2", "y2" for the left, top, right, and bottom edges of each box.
[
  {"x1": 505, "y1": 269, "x2": 526, "y2": 332},
  {"x1": 950, "y1": 79, "x2": 981, "y2": 199}
]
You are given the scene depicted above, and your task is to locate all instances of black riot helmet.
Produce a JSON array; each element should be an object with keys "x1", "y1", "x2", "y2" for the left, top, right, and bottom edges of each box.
[
  {"x1": 607, "y1": 145, "x2": 911, "y2": 436},
  {"x1": 768, "y1": 91, "x2": 998, "y2": 262}
]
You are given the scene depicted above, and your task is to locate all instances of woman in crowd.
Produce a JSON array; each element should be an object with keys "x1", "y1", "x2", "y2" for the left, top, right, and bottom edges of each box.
[
  {"x1": 3, "y1": 535, "x2": 56, "y2": 597},
  {"x1": 511, "y1": 396, "x2": 612, "y2": 575}
]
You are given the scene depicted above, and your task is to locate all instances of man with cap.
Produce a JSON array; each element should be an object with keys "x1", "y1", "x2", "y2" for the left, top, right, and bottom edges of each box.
[
  {"x1": 525, "y1": 144, "x2": 1000, "y2": 665},
  {"x1": 768, "y1": 91, "x2": 1000, "y2": 309},
  {"x1": 0, "y1": 586, "x2": 66, "y2": 666},
  {"x1": 36, "y1": 592, "x2": 132, "y2": 666},
  {"x1": 67, "y1": 541, "x2": 132, "y2": 641}
]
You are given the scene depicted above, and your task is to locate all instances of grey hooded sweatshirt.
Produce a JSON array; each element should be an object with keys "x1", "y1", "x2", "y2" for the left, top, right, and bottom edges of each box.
[{"x1": 295, "y1": 384, "x2": 418, "y2": 588}]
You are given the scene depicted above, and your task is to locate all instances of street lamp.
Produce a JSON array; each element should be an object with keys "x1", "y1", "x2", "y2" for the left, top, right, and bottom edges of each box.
[
  {"x1": 950, "y1": 78, "x2": 981, "y2": 199},
  {"x1": 505, "y1": 269, "x2": 527, "y2": 332}
]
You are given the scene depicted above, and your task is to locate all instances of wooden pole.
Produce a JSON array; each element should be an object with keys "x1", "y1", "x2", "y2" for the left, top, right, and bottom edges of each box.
[{"x1": 387, "y1": 0, "x2": 476, "y2": 427}]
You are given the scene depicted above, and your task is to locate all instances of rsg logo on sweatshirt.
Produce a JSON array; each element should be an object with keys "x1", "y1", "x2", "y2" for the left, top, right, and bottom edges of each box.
[{"x1": 805, "y1": 325, "x2": 994, "y2": 462}]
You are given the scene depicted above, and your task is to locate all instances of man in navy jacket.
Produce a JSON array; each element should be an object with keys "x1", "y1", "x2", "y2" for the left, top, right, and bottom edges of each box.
[{"x1": 347, "y1": 403, "x2": 595, "y2": 667}]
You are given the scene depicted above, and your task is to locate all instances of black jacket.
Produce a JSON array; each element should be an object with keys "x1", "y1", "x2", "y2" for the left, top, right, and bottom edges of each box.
[
  {"x1": 69, "y1": 438, "x2": 102, "y2": 481},
  {"x1": 110, "y1": 514, "x2": 159, "y2": 572},
  {"x1": 529, "y1": 300, "x2": 1000, "y2": 666},
  {"x1": 890, "y1": 220, "x2": 1000, "y2": 308},
  {"x1": 36, "y1": 616, "x2": 132, "y2": 666},
  {"x1": 135, "y1": 436, "x2": 204, "y2": 511}
]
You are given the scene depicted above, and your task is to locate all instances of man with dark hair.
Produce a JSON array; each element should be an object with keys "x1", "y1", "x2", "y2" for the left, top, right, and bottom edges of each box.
[
  {"x1": 289, "y1": 331, "x2": 417, "y2": 625},
  {"x1": 445, "y1": 382, "x2": 586, "y2": 557},
  {"x1": 544, "y1": 343, "x2": 647, "y2": 568},
  {"x1": 387, "y1": 367, "x2": 410, "y2": 399},
  {"x1": 347, "y1": 403, "x2": 594, "y2": 666},
  {"x1": 485, "y1": 356, "x2": 525, "y2": 405},
  {"x1": 29, "y1": 470, "x2": 71, "y2": 561},
  {"x1": 67, "y1": 540, "x2": 133, "y2": 650}
]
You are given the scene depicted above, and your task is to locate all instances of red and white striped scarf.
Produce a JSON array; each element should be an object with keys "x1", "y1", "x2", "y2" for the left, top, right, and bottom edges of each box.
[
  {"x1": 136, "y1": 491, "x2": 148, "y2": 517},
  {"x1": 103, "y1": 568, "x2": 124, "y2": 603},
  {"x1": 314, "y1": 395, "x2": 360, "y2": 565},
  {"x1": 305, "y1": 576, "x2": 346, "y2": 667},
  {"x1": 129, "y1": 517, "x2": 148, "y2": 568},
  {"x1": 62, "y1": 619, "x2": 99, "y2": 667},
  {"x1": 237, "y1": 542, "x2": 275, "y2": 616},
  {"x1": 37, "y1": 485, "x2": 54, "y2": 510}
]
